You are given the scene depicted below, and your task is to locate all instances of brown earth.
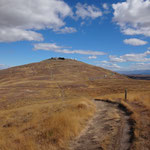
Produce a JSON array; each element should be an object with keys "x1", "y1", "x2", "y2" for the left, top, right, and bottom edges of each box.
[
  {"x1": 0, "y1": 58, "x2": 150, "y2": 150},
  {"x1": 70, "y1": 100, "x2": 131, "y2": 150}
]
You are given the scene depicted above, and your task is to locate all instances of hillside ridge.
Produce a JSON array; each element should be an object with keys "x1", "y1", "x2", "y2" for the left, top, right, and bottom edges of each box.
[{"x1": 0, "y1": 58, "x2": 125, "y2": 82}]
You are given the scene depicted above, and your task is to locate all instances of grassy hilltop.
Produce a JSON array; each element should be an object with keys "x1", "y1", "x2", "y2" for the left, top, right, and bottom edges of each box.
[{"x1": 0, "y1": 58, "x2": 150, "y2": 150}]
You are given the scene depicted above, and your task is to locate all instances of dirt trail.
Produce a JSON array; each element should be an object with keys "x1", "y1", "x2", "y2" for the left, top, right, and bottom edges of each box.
[{"x1": 70, "y1": 100, "x2": 132, "y2": 150}]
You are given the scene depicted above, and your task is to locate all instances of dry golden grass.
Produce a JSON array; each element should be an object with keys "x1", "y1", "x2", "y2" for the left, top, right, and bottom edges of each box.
[
  {"x1": 0, "y1": 98, "x2": 95, "y2": 150},
  {"x1": 99, "y1": 91, "x2": 150, "y2": 150},
  {"x1": 0, "y1": 59, "x2": 150, "y2": 150}
]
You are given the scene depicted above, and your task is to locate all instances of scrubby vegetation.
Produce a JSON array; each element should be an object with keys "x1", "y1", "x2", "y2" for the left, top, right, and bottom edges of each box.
[
  {"x1": 99, "y1": 92, "x2": 150, "y2": 150},
  {"x1": 0, "y1": 59, "x2": 150, "y2": 150},
  {"x1": 0, "y1": 98, "x2": 95, "y2": 150}
]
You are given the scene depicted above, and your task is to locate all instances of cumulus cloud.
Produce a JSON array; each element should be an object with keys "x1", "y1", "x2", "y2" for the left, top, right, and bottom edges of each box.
[
  {"x1": 100, "y1": 62, "x2": 121, "y2": 70},
  {"x1": 53, "y1": 27, "x2": 77, "y2": 34},
  {"x1": 0, "y1": 0, "x2": 72, "y2": 42},
  {"x1": 119, "y1": 62, "x2": 150, "y2": 71},
  {"x1": 101, "y1": 60, "x2": 109, "y2": 64},
  {"x1": 123, "y1": 28, "x2": 150, "y2": 37},
  {"x1": 112, "y1": 0, "x2": 150, "y2": 36},
  {"x1": 75, "y1": 3, "x2": 102, "y2": 19},
  {"x1": 34, "y1": 43, "x2": 62, "y2": 51},
  {"x1": 130, "y1": 62, "x2": 150, "y2": 70},
  {"x1": 34, "y1": 43, "x2": 106, "y2": 56},
  {"x1": 0, "y1": 28, "x2": 43, "y2": 42},
  {"x1": 103, "y1": 3, "x2": 109, "y2": 10},
  {"x1": 109, "y1": 51, "x2": 150, "y2": 63},
  {"x1": 88, "y1": 56, "x2": 97, "y2": 59},
  {"x1": 109, "y1": 56, "x2": 125, "y2": 62},
  {"x1": 123, "y1": 38, "x2": 148, "y2": 46}
]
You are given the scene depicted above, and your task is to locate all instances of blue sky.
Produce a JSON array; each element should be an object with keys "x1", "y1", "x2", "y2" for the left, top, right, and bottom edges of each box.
[{"x1": 1, "y1": 0, "x2": 150, "y2": 71}]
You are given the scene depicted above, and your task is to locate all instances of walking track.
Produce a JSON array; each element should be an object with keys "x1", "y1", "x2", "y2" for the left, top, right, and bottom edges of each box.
[{"x1": 70, "y1": 100, "x2": 133, "y2": 150}]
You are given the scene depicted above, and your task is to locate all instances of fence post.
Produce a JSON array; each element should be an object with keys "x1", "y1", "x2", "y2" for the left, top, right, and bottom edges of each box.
[{"x1": 125, "y1": 89, "x2": 127, "y2": 100}]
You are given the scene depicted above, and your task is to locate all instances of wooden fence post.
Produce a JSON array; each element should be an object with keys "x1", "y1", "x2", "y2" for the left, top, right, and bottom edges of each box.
[{"x1": 125, "y1": 89, "x2": 127, "y2": 100}]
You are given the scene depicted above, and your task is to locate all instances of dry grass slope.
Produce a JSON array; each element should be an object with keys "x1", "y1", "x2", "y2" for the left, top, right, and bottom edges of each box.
[
  {"x1": 0, "y1": 98, "x2": 95, "y2": 150},
  {"x1": 0, "y1": 58, "x2": 150, "y2": 150},
  {"x1": 99, "y1": 92, "x2": 150, "y2": 150}
]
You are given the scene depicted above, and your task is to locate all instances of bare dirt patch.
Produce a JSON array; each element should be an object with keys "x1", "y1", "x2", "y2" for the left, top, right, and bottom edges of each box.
[{"x1": 70, "y1": 100, "x2": 133, "y2": 150}]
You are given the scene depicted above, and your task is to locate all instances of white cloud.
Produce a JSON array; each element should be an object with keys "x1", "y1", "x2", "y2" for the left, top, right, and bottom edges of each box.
[
  {"x1": 80, "y1": 21, "x2": 85, "y2": 26},
  {"x1": 103, "y1": 3, "x2": 109, "y2": 10},
  {"x1": 101, "y1": 62, "x2": 150, "y2": 71},
  {"x1": 0, "y1": 28, "x2": 43, "y2": 42},
  {"x1": 34, "y1": 43, "x2": 62, "y2": 51},
  {"x1": 100, "y1": 63, "x2": 121, "y2": 70},
  {"x1": 0, "y1": 64, "x2": 9, "y2": 70},
  {"x1": 88, "y1": 56, "x2": 97, "y2": 59},
  {"x1": 101, "y1": 60, "x2": 109, "y2": 64},
  {"x1": 130, "y1": 62, "x2": 150, "y2": 70},
  {"x1": 123, "y1": 38, "x2": 148, "y2": 46},
  {"x1": 119, "y1": 62, "x2": 150, "y2": 71},
  {"x1": 53, "y1": 27, "x2": 77, "y2": 34},
  {"x1": 0, "y1": 0, "x2": 72, "y2": 42},
  {"x1": 34, "y1": 43, "x2": 106, "y2": 56},
  {"x1": 109, "y1": 56, "x2": 125, "y2": 62},
  {"x1": 109, "y1": 50, "x2": 150, "y2": 62},
  {"x1": 75, "y1": 3, "x2": 102, "y2": 19},
  {"x1": 112, "y1": 0, "x2": 150, "y2": 37},
  {"x1": 97, "y1": 59, "x2": 150, "y2": 71},
  {"x1": 60, "y1": 49, "x2": 105, "y2": 55},
  {"x1": 123, "y1": 28, "x2": 150, "y2": 37}
]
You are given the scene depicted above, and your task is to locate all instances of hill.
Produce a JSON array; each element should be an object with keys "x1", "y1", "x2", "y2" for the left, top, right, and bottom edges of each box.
[
  {"x1": 0, "y1": 58, "x2": 150, "y2": 150},
  {"x1": 0, "y1": 58, "x2": 126, "y2": 110},
  {"x1": 0, "y1": 58, "x2": 124, "y2": 82}
]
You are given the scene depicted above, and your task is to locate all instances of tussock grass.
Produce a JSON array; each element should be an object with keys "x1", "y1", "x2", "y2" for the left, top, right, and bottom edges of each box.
[
  {"x1": 0, "y1": 98, "x2": 95, "y2": 150},
  {"x1": 0, "y1": 59, "x2": 150, "y2": 149},
  {"x1": 99, "y1": 92, "x2": 150, "y2": 108},
  {"x1": 99, "y1": 92, "x2": 150, "y2": 150}
]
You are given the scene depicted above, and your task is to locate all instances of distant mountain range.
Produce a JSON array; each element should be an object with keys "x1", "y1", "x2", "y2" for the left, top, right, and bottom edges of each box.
[{"x1": 118, "y1": 70, "x2": 150, "y2": 75}]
